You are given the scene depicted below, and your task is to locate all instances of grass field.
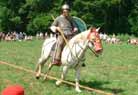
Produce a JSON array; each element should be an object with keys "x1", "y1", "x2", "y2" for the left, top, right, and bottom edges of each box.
[{"x1": 0, "y1": 39, "x2": 138, "y2": 95}]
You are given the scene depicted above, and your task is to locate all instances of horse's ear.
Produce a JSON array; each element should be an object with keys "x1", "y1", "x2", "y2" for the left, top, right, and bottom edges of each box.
[
  {"x1": 88, "y1": 26, "x2": 95, "y2": 32},
  {"x1": 88, "y1": 27, "x2": 92, "y2": 30},
  {"x1": 89, "y1": 26, "x2": 100, "y2": 32},
  {"x1": 96, "y1": 27, "x2": 100, "y2": 32}
]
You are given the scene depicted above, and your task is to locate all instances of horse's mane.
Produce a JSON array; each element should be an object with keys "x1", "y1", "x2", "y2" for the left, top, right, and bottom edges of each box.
[{"x1": 69, "y1": 29, "x2": 90, "y2": 44}]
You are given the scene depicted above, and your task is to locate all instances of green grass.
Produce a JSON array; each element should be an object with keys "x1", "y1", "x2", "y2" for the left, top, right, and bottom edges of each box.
[{"x1": 0, "y1": 40, "x2": 138, "y2": 95}]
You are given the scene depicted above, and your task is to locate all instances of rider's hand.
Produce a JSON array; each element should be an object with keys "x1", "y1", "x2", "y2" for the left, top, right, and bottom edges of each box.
[
  {"x1": 73, "y1": 27, "x2": 78, "y2": 33},
  {"x1": 50, "y1": 26, "x2": 61, "y2": 33},
  {"x1": 56, "y1": 27, "x2": 61, "y2": 32},
  {"x1": 50, "y1": 26, "x2": 56, "y2": 32}
]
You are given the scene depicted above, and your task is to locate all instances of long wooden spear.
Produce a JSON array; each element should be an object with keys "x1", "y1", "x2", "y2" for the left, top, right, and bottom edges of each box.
[{"x1": 0, "y1": 61, "x2": 114, "y2": 95}]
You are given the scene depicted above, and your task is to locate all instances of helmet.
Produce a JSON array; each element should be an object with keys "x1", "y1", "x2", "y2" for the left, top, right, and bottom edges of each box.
[{"x1": 62, "y1": 4, "x2": 70, "y2": 10}]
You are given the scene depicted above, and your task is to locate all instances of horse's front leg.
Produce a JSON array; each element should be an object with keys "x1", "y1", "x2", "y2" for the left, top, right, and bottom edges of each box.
[
  {"x1": 75, "y1": 67, "x2": 81, "y2": 92},
  {"x1": 56, "y1": 66, "x2": 68, "y2": 86}
]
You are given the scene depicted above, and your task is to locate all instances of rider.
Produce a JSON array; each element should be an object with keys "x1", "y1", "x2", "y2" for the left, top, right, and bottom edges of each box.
[{"x1": 50, "y1": 4, "x2": 78, "y2": 65}]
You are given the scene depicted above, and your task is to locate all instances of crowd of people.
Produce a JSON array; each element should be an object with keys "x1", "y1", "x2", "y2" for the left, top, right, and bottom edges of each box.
[
  {"x1": 127, "y1": 38, "x2": 138, "y2": 45},
  {"x1": 99, "y1": 32, "x2": 138, "y2": 45},
  {"x1": 99, "y1": 33, "x2": 121, "y2": 44},
  {"x1": 0, "y1": 31, "x2": 33, "y2": 41},
  {"x1": 0, "y1": 31, "x2": 138, "y2": 45},
  {"x1": 0, "y1": 31, "x2": 58, "y2": 42}
]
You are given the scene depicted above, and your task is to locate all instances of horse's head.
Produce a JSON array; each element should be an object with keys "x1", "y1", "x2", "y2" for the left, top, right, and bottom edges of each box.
[{"x1": 87, "y1": 27, "x2": 103, "y2": 54}]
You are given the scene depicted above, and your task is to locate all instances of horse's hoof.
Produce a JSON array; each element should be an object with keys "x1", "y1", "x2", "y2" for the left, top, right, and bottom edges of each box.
[
  {"x1": 35, "y1": 73, "x2": 40, "y2": 79},
  {"x1": 56, "y1": 80, "x2": 62, "y2": 86},
  {"x1": 75, "y1": 88, "x2": 82, "y2": 93},
  {"x1": 35, "y1": 76, "x2": 40, "y2": 79},
  {"x1": 82, "y1": 63, "x2": 86, "y2": 67}
]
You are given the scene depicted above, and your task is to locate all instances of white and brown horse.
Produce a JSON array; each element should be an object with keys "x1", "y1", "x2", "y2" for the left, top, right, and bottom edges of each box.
[{"x1": 35, "y1": 27, "x2": 103, "y2": 92}]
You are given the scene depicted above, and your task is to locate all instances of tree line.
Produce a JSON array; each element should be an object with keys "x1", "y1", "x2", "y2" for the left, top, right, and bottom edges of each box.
[{"x1": 0, "y1": 0, "x2": 138, "y2": 36}]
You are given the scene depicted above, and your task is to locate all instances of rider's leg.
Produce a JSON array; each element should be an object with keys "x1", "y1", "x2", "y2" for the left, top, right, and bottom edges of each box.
[{"x1": 53, "y1": 35, "x2": 65, "y2": 65}]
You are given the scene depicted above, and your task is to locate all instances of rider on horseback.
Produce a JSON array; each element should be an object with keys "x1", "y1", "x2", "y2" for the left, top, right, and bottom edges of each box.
[{"x1": 50, "y1": 4, "x2": 78, "y2": 65}]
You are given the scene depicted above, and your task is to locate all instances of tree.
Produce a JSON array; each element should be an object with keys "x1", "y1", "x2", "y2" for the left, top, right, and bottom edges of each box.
[
  {"x1": 0, "y1": 0, "x2": 138, "y2": 36},
  {"x1": 128, "y1": 0, "x2": 138, "y2": 36},
  {"x1": 27, "y1": 14, "x2": 52, "y2": 35}
]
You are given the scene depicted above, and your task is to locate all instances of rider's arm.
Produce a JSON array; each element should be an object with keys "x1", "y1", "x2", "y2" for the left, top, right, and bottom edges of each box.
[{"x1": 50, "y1": 17, "x2": 59, "y2": 32}]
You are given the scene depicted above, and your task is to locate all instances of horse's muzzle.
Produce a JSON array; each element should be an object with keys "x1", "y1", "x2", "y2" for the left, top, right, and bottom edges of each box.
[
  {"x1": 95, "y1": 48, "x2": 103, "y2": 54},
  {"x1": 94, "y1": 42, "x2": 103, "y2": 54}
]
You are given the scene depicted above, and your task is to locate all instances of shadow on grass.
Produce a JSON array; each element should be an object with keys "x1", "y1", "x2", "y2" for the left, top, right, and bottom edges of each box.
[
  {"x1": 37, "y1": 76, "x2": 124, "y2": 94},
  {"x1": 79, "y1": 80, "x2": 124, "y2": 94},
  {"x1": 62, "y1": 80, "x2": 124, "y2": 94}
]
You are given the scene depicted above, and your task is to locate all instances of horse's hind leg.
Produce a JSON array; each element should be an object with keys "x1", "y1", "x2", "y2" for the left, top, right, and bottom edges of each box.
[
  {"x1": 35, "y1": 57, "x2": 48, "y2": 79},
  {"x1": 43, "y1": 62, "x2": 53, "y2": 80}
]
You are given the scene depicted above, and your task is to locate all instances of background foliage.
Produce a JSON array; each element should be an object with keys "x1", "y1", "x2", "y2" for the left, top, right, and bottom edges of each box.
[{"x1": 0, "y1": 0, "x2": 138, "y2": 36}]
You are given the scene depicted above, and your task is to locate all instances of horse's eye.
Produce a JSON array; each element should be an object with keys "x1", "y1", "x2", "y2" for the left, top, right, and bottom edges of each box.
[
  {"x1": 91, "y1": 35, "x2": 95, "y2": 40},
  {"x1": 96, "y1": 39, "x2": 100, "y2": 43}
]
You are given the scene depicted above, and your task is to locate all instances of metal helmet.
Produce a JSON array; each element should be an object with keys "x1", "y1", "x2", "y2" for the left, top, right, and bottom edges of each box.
[{"x1": 62, "y1": 4, "x2": 70, "y2": 10}]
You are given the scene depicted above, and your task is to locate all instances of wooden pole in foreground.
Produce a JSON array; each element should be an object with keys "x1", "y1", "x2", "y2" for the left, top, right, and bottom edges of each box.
[{"x1": 0, "y1": 61, "x2": 114, "y2": 95}]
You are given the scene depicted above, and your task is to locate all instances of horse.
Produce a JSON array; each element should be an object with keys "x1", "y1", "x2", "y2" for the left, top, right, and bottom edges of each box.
[{"x1": 35, "y1": 27, "x2": 103, "y2": 92}]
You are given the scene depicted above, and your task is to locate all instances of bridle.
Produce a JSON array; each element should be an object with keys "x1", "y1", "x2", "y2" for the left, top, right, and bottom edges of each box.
[
  {"x1": 87, "y1": 28, "x2": 99, "y2": 57},
  {"x1": 73, "y1": 28, "x2": 99, "y2": 58}
]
